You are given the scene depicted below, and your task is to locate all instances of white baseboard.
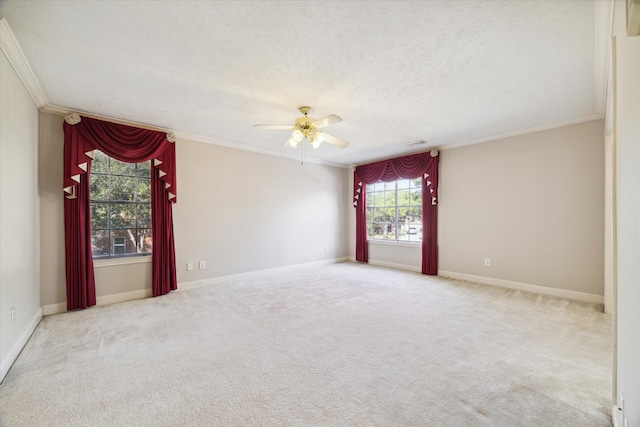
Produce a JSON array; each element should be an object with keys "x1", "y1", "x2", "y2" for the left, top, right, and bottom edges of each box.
[
  {"x1": 42, "y1": 288, "x2": 153, "y2": 316},
  {"x1": 179, "y1": 257, "x2": 349, "y2": 291},
  {"x1": 42, "y1": 258, "x2": 349, "y2": 314},
  {"x1": 612, "y1": 405, "x2": 622, "y2": 427},
  {"x1": 42, "y1": 302, "x2": 67, "y2": 316},
  {"x1": 438, "y1": 270, "x2": 604, "y2": 305},
  {"x1": 0, "y1": 308, "x2": 42, "y2": 383}
]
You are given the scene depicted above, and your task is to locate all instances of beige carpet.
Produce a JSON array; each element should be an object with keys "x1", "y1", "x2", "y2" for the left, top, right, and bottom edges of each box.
[{"x1": 0, "y1": 263, "x2": 611, "y2": 426}]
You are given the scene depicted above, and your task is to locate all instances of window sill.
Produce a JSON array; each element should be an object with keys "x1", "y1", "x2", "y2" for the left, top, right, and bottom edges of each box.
[
  {"x1": 93, "y1": 256, "x2": 152, "y2": 268},
  {"x1": 368, "y1": 240, "x2": 422, "y2": 248}
]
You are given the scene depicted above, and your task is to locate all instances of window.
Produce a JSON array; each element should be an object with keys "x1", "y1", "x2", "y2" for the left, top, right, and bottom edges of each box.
[
  {"x1": 366, "y1": 178, "x2": 422, "y2": 242},
  {"x1": 90, "y1": 150, "x2": 152, "y2": 258}
]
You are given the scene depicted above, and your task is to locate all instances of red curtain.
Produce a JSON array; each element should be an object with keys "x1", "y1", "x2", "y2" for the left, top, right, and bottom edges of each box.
[
  {"x1": 353, "y1": 151, "x2": 439, "y2": 275},
  {"x1": 63, "y1": 160, "x2": 96, "y2": 309},
  {"x1": 63, "y1": 116, "x2": 178, "y2": 310}
]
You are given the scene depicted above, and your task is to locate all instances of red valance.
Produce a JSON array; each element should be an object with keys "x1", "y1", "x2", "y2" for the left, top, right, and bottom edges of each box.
[
  {"x1": 63, "y1": 115, "x2": 178, "y2": 310},
  {"x1": 63, "y1": 116, "x2": 176, "y2": 203},
  {"x1": 353, "y1": 151, "x2": 439, "y2": 275}
]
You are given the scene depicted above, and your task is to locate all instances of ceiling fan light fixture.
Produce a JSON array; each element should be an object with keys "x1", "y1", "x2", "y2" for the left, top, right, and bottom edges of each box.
[
  {"x1": 254, "y1": 106, "x2": 349, "y2": 151},
  {"x1": 312, "y1": 131, "x2": 324, "y2": 148},
  {"x1": 292, "y1": 129, "x2": 303, "y2": 142}
]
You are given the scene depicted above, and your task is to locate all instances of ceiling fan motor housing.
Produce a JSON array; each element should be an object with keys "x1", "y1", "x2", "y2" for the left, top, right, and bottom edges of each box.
[{"x1": 294, "y1": 115, "x2": 320, "y2": 141}]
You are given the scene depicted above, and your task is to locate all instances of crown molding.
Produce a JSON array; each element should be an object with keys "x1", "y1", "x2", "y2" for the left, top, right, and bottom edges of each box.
[
  {"x1": 42, "y1": 104, "x2": 350, "y2": 169},
  {"x1": 41, "y1": 104, "x2": 173, "y2": 133},
  {"x1": 0, "y1": 18, "x2": 48, "y2": 109},
  {"x1": 173, "y1": 130, "x2": 350, "y2": 169},
  {"x1": 439, "y1": 113, "x2": 605, "y2": 152}
]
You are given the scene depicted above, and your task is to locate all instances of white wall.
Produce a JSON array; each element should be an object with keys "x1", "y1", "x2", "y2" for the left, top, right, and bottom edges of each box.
[
  {"x1": 0, "y1": 50, "x2": 41, "y2": 381},
  {"x1": 350, "y1": 120, "x2": 605, "y2": 301},
  {"x1": 38, "y1": 113, "x2": 350, "y2": 308},
  {"x1": 612, "y1": 1, "x2": 640, "y2": 424},
  {"x1": 173, "y1": 137, "x2": 350, "y2": 284},
  {"x1": 439, "y1": 120, "x2": 604, "y2": 296}
]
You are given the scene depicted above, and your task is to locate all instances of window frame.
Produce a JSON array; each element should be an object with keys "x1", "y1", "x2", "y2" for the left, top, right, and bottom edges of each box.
[
  {"x1": 90, "y1": 150, "x2": 152, "y2": 259},
  {"x1": 365, "y1": 178, "x2": 423, "y2": 244}
]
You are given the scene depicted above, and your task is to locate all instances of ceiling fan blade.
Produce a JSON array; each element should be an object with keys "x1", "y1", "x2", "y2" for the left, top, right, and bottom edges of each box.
[
  {"x1": 253, "y1": 124, "x2": 293, "y2": 130},
  {"x1": 312, "y1": 114, "x2": 342, "y2": 129},
  {"x1": 321, "y1": 133, "x2": 349, "y2": 148}
]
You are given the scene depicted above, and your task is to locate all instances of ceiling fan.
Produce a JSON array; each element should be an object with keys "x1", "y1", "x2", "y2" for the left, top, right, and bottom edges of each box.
[{"x1": 254, "y1": 106, "x2": 349, "y2": 149}]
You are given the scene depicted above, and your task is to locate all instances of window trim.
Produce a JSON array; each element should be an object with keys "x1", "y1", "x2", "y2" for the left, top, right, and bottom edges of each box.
[
  {"x1": 366, "y1": 179, "x2": 423, "y2": 244},
  {"x1": 94, "y1": 255, "x2": 152, "y2": 268},
  {"x1": 90, "y1": 151, "x2": 152, "y2": 259},
  {"x1": 367, "y1": 239, "x2": 421, "y2": 248}
]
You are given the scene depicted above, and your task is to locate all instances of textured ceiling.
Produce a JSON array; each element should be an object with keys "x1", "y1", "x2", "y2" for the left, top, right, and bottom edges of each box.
[{"x1": 0, "y1": 1, "x2": 609, "y2": 166}]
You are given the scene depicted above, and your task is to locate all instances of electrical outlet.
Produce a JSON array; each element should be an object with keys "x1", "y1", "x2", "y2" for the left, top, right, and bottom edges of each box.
[
  {"x1": 199, "y1": 260, "x2": 206, "y2": 270},
  {"x1": 10, "y1": 305, "x2": 16, "y2": 323},
  {"x1": 484, "y1": 258, "x2": 491, "y2": 267},
  {"x1": 187, "y1": 263, "x2": 193, "y2": 271}
]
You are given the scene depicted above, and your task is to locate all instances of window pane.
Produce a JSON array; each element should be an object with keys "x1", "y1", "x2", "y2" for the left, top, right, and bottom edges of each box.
[
  {"x1": 91, "y1": 202, "x2": 109, "y2": 229},
  {"x1": 383, "y1": 190, "x2": 395, "y2": 206},
  {"x1": 372, "y1": 207, "x2": 386, "y2": 223},
  {"x1": 408, "y1": 207, "x2": 422, "y2": 242},
  {"x1": 110, "y1": 203, "x2": 136, "y2": 229},
  {"x1": 367, "y1": 223, "x2": 374, "y2": 238},
  {"x1": 91, "y1": 230, "x2": 110, "y2": 257},
  {"x1": 137, "y1": 203, "x2": 151, "y2": 228},
  {"x1": 111, "y1": 230, "x2": 136, "y2": 255},
  {"x1": 408, "y1": 207, "x2": 422, "y2": 222},
  {"x1": 365, "y1": 177, "x2": 424, "y2": 243},
  {"x1": 397, "y1": 189, "x2": 410, "y2": 206},
  {"x1": 397, "y1": 207, "x2": 410, "y2": 241},
  {"x1": 110, "y1": 158, "x2": 136, "y2": 176},
  {"x1": 383, "y1": 207, "x2": 396, "y2": 239},
  {"x1": 410, "y1": 188, "x2": 421, "y2": 205},
  {"x1": 90, "y1": 153, "x2": 152, "y2": 258},
  {"x1": 137, "y1": 178, "x2": 151, "y2": 202},
  {"x1": 110, "y1": 176, "x2": 136, "y2": 201},
  {"x1": 366, "y1": 207, "x2": 374, "y2": 224},
  {"x1": 90, "y1": 174, "x2": 109, "y2": 201},
  {"x1": 92, "y1": 151, "x2": 109, "y2": 173},
  {"x1": 397, "y1": 179, "x2": 410, "y2": 189},
  {"x1": 373, "y1": 191, "x2": 385, "y2": 206},
  {"x1": 139, "y1": 229, "x2": 152, "y2": 253},
  {"x1": 136, "y1": 161, "x2": 151, "y2": 178}
]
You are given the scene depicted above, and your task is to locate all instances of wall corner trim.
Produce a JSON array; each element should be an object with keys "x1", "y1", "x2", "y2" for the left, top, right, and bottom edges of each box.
[
  {"x1": 438, "y1": 270, "x2": 604, "y2": 305},
  {"x1": 0, "y1": 19, "x2": 48, "y2": 109},
  {"x1": 0, "y1": 308, "x2": 43, "y2": 383}
]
